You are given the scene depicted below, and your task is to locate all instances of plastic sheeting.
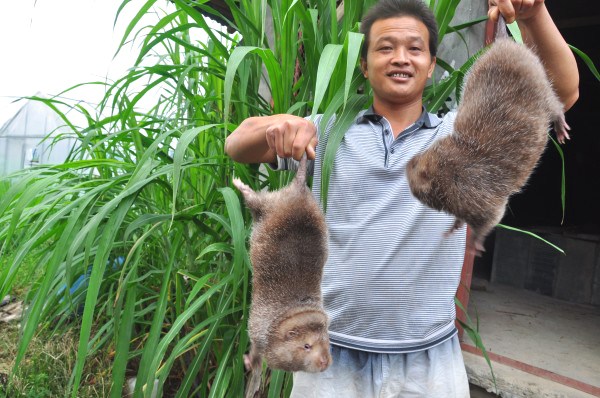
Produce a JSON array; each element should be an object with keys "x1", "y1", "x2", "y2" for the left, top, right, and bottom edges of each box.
[{"x1": 0, "y1": 94, "x2": 75, "y2": 176}]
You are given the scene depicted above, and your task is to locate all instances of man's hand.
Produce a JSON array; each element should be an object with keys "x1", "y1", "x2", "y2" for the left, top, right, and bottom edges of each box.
[
  {"x1": 265, "y1": 116, "x2": 318, "y2": 161},
  {"x1": 225, "y1": 114, "x2": 318, "y2": 163},
  {"x1": 488, "y1": 0, "x2": 545, "y2": 24}
]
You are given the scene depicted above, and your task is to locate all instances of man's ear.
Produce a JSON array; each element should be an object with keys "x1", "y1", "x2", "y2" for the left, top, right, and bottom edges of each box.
[
  {"x1": 360, "y1": 58, "x2": 368, "y2": 78},
  {"x1": 427, "y1": 56, "x2": 437, "y2": 78}
]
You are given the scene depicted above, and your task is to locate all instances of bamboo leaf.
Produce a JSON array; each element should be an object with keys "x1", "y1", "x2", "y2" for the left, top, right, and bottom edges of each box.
[
  {"x1": 548, "y1": 135, "x2": 567, "y2": 223},
  {"x1": 219, "y1": 186, "x2": 249, "y2": 275},
  {"x1": 433, "y1": 0, "x2": 461, "y2": 42},
  {"x1": 497, "y1": 224, "x2": 565, "y2": 254},
  {"x1": 320, "y1": 93, "x2": 370, "y2": 212},
  {"x1": 12, "y1": 195, "x2": 95, "y2": 376},
  {"x1": 172, "y1": 124, "x2": 220, "y2": 219},
  {"x1": 195, "y1": 242, "x2": 233, "y2": 260},
  {"x1": 174, "y1": 289, "x2": 236, "y2": 398},
  {"x1": 344, "y1": 32, "x2": 364, "y2": 107},
  {"x1": 311, "y1": 44, "x2": 343, "y2": 118},
  {"x1": 455, "y1": 298, "x2": 498, "y2": 391},
  {"x1": 224, "y1": 46, "x2": 282, "y2": 126},
  {"x1": 449, "y1": 15, "x2": 488, "y2": 32},
  {"x1": 208, "y1": 338, "x2": 236, "y2": 398},
  {"x1": 267, "y1": 370, "x2": 288, "y2": 398},
  {"x1": 110, "y1": 265, "x2": 137, "y2": 398},
  {"x1": 506, "y1": 20, "x2": 523, "y2": 43},
  {"x1": 570, "y1": 44, "x2": 600, "y2": 82},
  {"x1": 171, "y1": 0, "x2": 229, "y2": 57},
  {"x1": 133, "y1": 232, "x2": 182, "y2": 398},
  {"x1": 72, "y1": 196, "x2": 136, "y2": 396},
  {"x1": 184, "y1": 273, "x2": 216, "y2": 310},
  {"x1": 115, "y1": 0, "x2": 159, "y2": 57},
  {"x1": 145, "y1": 275, "x2": 234, "y2": 397},
  {"x1": 426, "y1": 71, "x2": 459, "y2": 113}
]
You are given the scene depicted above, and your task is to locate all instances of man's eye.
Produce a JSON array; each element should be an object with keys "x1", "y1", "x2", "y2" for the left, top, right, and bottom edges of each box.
[{"x1": 378, "y1": 46, "x2": 392, "y2": 51}]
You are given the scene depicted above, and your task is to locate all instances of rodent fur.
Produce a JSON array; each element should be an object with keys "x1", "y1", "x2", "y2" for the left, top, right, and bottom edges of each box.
[
  {"x1": 407, "y1": 38, "x2": 569, "y2": 254},
  {"x1": 233, "y1": 155, "x2": 331, "y2": 397}
]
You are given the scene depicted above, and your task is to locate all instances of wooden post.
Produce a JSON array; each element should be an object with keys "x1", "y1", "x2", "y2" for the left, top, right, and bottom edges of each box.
[{"x1": 456, "y1": 226, "x2": 475, "y2": 340}]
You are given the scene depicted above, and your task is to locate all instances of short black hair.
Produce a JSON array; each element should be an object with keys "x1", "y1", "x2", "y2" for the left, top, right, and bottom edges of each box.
[{"x1": 360, "y1": 0, "x2": 438, "y2": 59}]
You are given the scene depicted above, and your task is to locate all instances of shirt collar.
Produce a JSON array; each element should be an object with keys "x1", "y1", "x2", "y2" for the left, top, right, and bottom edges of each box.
[{"x1": 356, "y1": 105, "x2": 442, "y2": 129}]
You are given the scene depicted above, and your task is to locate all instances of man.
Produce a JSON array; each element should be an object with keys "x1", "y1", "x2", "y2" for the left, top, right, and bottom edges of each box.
[{"x1": 225, "y1": 0, "x2": 579, "y2": 396}]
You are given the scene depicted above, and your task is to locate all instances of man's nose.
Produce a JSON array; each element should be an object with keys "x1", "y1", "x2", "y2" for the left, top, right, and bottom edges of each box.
[{"x1": 391, "y1": 47, "x2": 409, "y2": 64}]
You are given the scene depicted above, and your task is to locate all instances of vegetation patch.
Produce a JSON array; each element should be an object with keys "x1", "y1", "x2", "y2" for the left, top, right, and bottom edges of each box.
[{"x1": 0, "y1": 323, "x2": 112, "y2": 398}]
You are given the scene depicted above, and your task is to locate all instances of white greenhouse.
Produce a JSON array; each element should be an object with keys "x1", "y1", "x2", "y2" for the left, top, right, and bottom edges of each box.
[{"x1": 0, "y1": 94, "x2": 75, "y2": 176}]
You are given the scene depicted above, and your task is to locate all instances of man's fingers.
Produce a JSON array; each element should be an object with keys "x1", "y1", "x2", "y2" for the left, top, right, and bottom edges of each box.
[
  {"x1": 265, "y1": 117, "x2": 317, "y2": 161},
  {"x1": 265, "y1": 125, "x2": 276, "y2": 152},
  {"x1": 292, "y1": 123, "x2": 318, "y2": 160},
  {"x1": 306, "y1": 136, "x2": 318, "y2": 160},
  {"x1": 490, "y1": 0, "x2": 517, "y2": 23},
  {"x1": 490, "y1": 0, "x2": 545, "y2": 23},
  {"x1": 520, "y1": 0, "x2": 533, "y2": 14},
  {"x1": 282, "y1": 121, "x2": 298, "y2": 158},
  {"x1": 266, "y1": 124, "x2": 286, "y2": 158}
]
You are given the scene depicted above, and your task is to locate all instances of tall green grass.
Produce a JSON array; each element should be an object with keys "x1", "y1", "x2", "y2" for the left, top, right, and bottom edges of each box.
[{"x1": 5, "y1": 0, "x2": 590, "y2": 396}]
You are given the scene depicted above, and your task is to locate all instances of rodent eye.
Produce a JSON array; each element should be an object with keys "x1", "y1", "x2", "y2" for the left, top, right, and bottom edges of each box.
[{"x1": 304, "y1": 344, "x2": 312, "y2": 350}]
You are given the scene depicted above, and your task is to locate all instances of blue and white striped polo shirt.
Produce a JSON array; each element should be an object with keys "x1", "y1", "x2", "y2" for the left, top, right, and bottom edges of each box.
[{"x1": 273, "y1": 107, "x2": 466, "y2": 353}]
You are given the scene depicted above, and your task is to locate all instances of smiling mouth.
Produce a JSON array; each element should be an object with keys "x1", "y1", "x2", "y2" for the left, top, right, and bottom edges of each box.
[{"x1": 388, "y1": 72, "x2": 411, "y2": 78}]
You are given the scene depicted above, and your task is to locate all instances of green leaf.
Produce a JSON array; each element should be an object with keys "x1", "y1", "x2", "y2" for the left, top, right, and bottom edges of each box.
[
  {"x1": 320, "y1": 93, "x2": 370, "y2": 212},
  {"x1": 433, "y1": 0, "x2": 462, "y2": 42},
  {"x1": 497, "y1": 224, "x2": 565, "y2": 254},
  {"x1": 110, "y1": 265, "x2": 137, "y2": 398},
  {"x1": 134, "y1": 233, "x2": 182, "y2": 398},
  {"x1": 344, "y1": 32, "x2": 364, "y2": 107},
  {"x1": 311, "y1": 44, "x2": 344, "y2": 118},
  {"x1": 115, "y1": 0, "x2": 159, "y2": 58},
  {"x1": 506, "y1": 20, "x2": 523, "y2": 43},
  {"x1": 570, "y1": 44, "x2": 600, "y2": 82},
  {"x1": 172, "y1": 124, "x2": 220, "y2": 218},
  {"x1": 426, "y1": 71, "x2": 459, "y2": 113}
]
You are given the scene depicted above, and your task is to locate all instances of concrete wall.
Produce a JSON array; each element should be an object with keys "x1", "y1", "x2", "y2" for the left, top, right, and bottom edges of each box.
[
  {"x1": 435, "y1": 0, "x2": 489, "y2": 108},
  {"x1": 492, "y1": 227, "x2": 600, "y2": 306}
]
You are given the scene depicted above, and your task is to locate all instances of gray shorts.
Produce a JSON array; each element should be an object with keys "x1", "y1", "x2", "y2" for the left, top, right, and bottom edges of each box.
[{"x1": 291, "y1": 335, "x2": 469, "y2": 398}]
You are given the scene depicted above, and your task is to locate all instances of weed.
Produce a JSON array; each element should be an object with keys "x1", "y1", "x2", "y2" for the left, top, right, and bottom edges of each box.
[{"x1": 0, "y1": 323, "x2": 112, "y2": 398}]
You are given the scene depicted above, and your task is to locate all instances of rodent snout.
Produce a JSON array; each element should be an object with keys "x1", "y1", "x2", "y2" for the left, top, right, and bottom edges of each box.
[{"x1": 318, "y1": 354, "x2": 331, "y2": 371}]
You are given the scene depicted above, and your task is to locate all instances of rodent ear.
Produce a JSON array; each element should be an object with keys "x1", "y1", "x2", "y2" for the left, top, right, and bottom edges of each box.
[
  {"x1": 285, "y1": 330, "x2": 299, "y2": 340},
  {"x1": 249, "y1": 207, "x2": 264, "y2": 221}
]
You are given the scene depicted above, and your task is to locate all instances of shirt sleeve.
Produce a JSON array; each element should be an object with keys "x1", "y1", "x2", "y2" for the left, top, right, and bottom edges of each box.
[{"x1": 267, "y1": 155, "x2": 316, "y2": 176}]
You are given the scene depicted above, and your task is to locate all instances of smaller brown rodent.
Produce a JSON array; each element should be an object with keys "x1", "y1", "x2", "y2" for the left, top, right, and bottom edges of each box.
[
  {"x1": 407, "y1": 38, "x2": 569, "y2": 255},
  {"x1": 233, "y1": 155, "x2": 331, "y2": 398}
]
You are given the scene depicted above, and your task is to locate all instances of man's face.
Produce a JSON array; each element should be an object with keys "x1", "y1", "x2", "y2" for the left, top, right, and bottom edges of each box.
[{"x1": 361, "y1": 16, "x2": 436, "y2": 107}]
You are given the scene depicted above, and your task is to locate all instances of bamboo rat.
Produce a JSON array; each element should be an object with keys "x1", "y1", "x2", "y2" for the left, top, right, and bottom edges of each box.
[
  {"x1": 233, "y1": 155, "x2": 331, "y2": 398},
  {"x1": 407, "y1": 33, "x2": 569, "y2": 255}
]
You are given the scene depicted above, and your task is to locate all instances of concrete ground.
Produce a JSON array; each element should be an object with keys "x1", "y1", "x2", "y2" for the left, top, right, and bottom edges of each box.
[
  {"x1": 462, "y1": 282, "x2": 600, "y2": 397},
  {"x1": 470, "y1": 383, "x2": 499, "y2": 397}
]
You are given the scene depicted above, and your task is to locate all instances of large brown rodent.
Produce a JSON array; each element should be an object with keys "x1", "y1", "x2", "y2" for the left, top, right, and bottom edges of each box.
[
  {"x1": 233, "y1": 155, "x2": 331, "y2": 398},
  {"x1": 407, "y1": 38, "x2": 569, "y2": 255}
]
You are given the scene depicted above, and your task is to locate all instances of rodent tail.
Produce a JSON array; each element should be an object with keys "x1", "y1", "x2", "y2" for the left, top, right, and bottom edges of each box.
[
  {"x1": 244, "y1": 368, "x2": 262, "y2": 398},
  {"x1": 495, "y1": 14, "x2": 508, "y2": 40},
  {"x1": 294, "y1": 153, "x2": 308, "y2": 188}
]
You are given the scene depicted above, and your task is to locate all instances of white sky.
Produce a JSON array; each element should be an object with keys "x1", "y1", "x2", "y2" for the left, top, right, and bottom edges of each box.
[{"x1": 0, "y1": 0, "x2": 163, "y2": 126}]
